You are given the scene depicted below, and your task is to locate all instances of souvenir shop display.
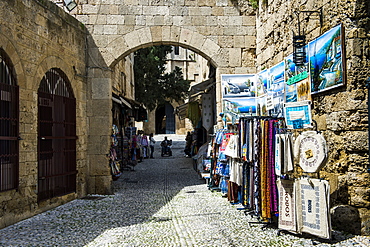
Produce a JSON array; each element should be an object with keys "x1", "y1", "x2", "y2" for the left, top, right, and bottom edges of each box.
[
  {"x1": 294, "y1": 131, "x2": 328, "y2": 173},
  {"x1": 109, "y1": 125, "x2": 122, "y2": 180},
  {"x1": 296, "y1": 178, "x2": 331, "y2": 239},
  {"x1": 283, "y1": 101, "x2": 312, "y2": 129},
  {"x1": 207, "y1": 114, "x2": 331, "y2": 239},
  {"x1": 211, "y1": 26, "x2": 342, "y2": 240}
]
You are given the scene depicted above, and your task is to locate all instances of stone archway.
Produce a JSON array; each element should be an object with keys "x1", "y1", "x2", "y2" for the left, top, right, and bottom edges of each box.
[{"x1": 72, "y1": 1, "x2": 257, "y2": 194}]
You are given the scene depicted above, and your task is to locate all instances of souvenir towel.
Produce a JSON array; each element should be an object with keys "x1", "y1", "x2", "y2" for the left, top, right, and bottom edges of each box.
[
  {"x1": 224, "y1": 134, "x2": 239, "y2": 158},
  {"x1": 230, "y1": 159, "x2": 243, "y2": 185},
  {"x1": 296, "y1": 178, "x2": 331, "y2": 239},
  {"x1": 275, "y1": 134, "x2": 282, "y2": 176},
  {"x1": 202, "y1": 94, "x2": 213, "y2": 131},
  {"x1": 278, "y1": 179, "x2": 296, "y2": 232},
  {"x1": 284, "y1": 133, "x2": 294, "y2": 173},
  {"x1": 294, "y1": 131, "x2": 327, "y2": 173}
]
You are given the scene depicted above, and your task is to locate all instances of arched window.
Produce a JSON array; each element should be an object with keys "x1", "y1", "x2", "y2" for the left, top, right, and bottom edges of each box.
[
  {"x1": 0, "y1": 49, "x2": 19, "y2": 192},
  {"x1": 37, "y1": 68, "x2": 76, "y2": 201}
]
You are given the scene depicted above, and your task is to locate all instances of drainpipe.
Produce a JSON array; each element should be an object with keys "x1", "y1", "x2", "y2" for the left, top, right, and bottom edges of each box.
[{"x1": 366, "y1": 77, "x2": 370, "y2": 173}]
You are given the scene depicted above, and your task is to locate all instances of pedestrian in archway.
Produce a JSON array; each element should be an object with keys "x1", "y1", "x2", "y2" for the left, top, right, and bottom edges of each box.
[
  {"x1": 149, "y1": 133, "x2": 156, "y2": 158},
  {"x1": 184, "y1": 131, "x2": 192, "y2": 157}
]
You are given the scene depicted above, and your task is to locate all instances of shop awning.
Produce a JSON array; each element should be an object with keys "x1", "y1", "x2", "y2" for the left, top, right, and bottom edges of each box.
[
  {"x1": 120, "y1": 96, "x2": 145, "y2": 110},
  {"x1": 112, "y1": 94, "x2": 132, "y2": 109},
  {"x1": 176, "y1": 102, "x2": 189, "y2": 120},
  {"x1": 189, "y1": 78, "x2": 215, "y2": 96},
  {"x1": 175, "y1": 78, "x2": 215, "y2": 119},
  {"x1": 119, "y1": 97, "x2": 132, "y2": 109}
]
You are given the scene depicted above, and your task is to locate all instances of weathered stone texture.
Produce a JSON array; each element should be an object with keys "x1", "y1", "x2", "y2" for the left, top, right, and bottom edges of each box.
[
  {"x1": 256, "y1": 0, "x2": 370, "y2": 235},
  {"x1": 0, "y1": 0, "x2": 88, "y2": 228}
]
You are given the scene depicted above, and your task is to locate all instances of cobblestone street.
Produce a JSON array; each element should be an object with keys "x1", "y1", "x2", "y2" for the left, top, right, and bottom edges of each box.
[{"x1": 0, "y1": 135, "x2": 369, "y2": 246}]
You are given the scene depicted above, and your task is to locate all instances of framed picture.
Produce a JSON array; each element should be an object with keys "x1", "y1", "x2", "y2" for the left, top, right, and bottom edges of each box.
[
  {"x1": 256, "y1": 69, "x2": 269, "y2": 97},
  {"x1": 221, "y1": 74, "x2": 257, "y2": 123},
  {"x1": 221, "y1": 74, "x2": 256, "y2": 98},
  {"x1": 297, "y1": 77, "x2": 311, "y2": 101},
  {"x1": 283, "y1": 101, "x2": 312, "y2": 129},
  {"x1": 268, "y1": 61, "x2": 285, "y2": 117},
  {"x1": 308, "y1": 24, "x2": 346, "y2": 94}
]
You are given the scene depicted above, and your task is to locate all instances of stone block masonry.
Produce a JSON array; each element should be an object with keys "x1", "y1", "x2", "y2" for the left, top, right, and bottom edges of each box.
[{"x1": 0, "y1": 0, "x2": 89, "y2": 228}]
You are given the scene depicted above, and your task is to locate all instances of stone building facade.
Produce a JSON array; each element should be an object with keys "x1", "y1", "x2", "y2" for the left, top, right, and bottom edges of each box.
[
  {"x1": 0, "y1": 0, "x2": 88, "y2": 228},
  {"x1": 253, "y1": 0, "x2": 370, "y2": 235}
]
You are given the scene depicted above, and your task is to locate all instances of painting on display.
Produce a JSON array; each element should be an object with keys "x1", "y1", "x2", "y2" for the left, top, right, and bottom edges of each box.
[
  {"x1": 284, "y1": 101, "x2": 312, "y2": 129},
  {"x1": 257, "y1": 96, "x2": 268, "y2": 116},
  {"x1": 221, "y1": 74, "x2": 257, "y2": 123},
  {"x1": 222, "y1": 97, "x2": 257, "y2": 123},
  {"x1": 284, "y1": 48, "x2": 309, "y2": 86},
  {"x1": 297, "y1": 77, "x2": 311, "y2": 101},
  {"x1": 285, "y1": 81, "x2": 298, "y2": 103},
  {"x1": 256, "y1": 69, "x2": 269, "y2": 97},
  {"x1": 308, "y1": 24, "x2": 345, "y2": 94},
  {"x1": 268, "y1": 61, "x2": 285, "y2": 117},
  {"x1": 221, "y1": 74, "x2": 256, "y2": 98}
]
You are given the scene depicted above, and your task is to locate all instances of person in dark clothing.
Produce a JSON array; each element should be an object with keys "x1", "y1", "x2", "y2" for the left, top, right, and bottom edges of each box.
[
  {"x1": 149, "y1": 133, "x2": 156, "y2": 158},
  {"x1": 161, "y1": 136, "x2": 172, "y2": 156},
  {"x1": 184, "y1": 131, "x2": 192, "y2": 157}
]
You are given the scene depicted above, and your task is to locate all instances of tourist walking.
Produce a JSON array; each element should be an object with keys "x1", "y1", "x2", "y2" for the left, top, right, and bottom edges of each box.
[{"x1": 149, "y1": 133, "x2": 156, "y2": 158}]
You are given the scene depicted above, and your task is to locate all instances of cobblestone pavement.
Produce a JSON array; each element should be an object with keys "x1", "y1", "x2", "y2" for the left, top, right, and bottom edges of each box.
[{"x1": 1, "y1": 135, "x2": 370, "y2": 246}]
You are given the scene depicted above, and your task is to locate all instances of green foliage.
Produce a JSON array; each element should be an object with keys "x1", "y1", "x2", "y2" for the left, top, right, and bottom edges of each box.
[
  {"x1": 249, "y1": 0, "x2": 259, "y2": 9},
  {"x1": 134, "y1": 46, "x2": 191, "y2": 111}
]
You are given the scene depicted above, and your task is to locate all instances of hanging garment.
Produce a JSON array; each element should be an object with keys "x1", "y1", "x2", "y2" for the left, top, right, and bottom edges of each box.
[
  {"x1": 295, "y1": 178, "x2": 331, "y2": 239},
  {"x1": 260, "y1": 120, "x2": 270, "y2": 220},
  {"x1": 229, "y1": 160, "x2": 243, "y2": 186},
  {"x1": 227, "y1": 180, "x2": 239, "y2": 203},
  {"x1": 201, "y1": 93, "x2": 214, "y2": 131},
  {"x1": 220, "y1": 176, "x2": 228, "y2": 195},
  {"x1": 248, "y1": 120, "x2": 254, "y2": 162},
  {"x1": 224, "y1": 134, "x2": 239, "y2": 158},
  {"x1": 294, "y1": 131, "x2": 328, "y2": 173},
  {"x1": 284, "y1": 133, "x2": 295, "y2": 173},
  {"x1": 275, "y1": 134, "x2": 283, "y2": 176},
  {"x1": 187, "y1": 101, "x2": 201, "y2": 127},
  {"x1": 253, "y1": 119, "x2": 261, "y2": 215},
  {"x1": 278, "y1": 179, "x2": 297, "y2": 232},
  {"x1": 268, "y1": 120, "x2": 278, "y2": 215},
  {"x1": 242, "y1": 162, "x2": 251, "y2": 207}
]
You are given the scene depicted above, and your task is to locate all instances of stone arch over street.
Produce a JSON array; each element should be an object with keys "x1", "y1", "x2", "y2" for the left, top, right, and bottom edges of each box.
[
  {"x1": 103, "y1": 27, "x2": 225, "y2": 69},
  {"x1": 80, "y1": 1, "x2": 258, "y2": 195}
]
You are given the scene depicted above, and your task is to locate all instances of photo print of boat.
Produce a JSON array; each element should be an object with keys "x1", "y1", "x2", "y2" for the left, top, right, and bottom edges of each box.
[
  {"x1": 308, "y1": 24, "x2": 345, "y2": 93},
  {"x1": 221, "y1": 74, "x2": 256, "y2": 98}
]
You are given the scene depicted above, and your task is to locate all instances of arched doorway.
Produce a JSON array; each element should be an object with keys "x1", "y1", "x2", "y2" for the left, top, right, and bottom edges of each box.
[
  {"x1": 0, "y1": 48, "x2": 19, "y2": 192},
  {"x1": 155, "y1": 102, "x2": 175, "y2": 134},
  {"x1": 37, "y1": 68, "x2": 76, "y2": 202}
]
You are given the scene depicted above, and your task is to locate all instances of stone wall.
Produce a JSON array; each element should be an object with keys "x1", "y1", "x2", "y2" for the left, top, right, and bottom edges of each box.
[
  {"x1": 255, "y1": 0, "x2": 370, "y2": 235},
  {"x1": 0, "y1": 0, "x2": 88, "y2": 228}
]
